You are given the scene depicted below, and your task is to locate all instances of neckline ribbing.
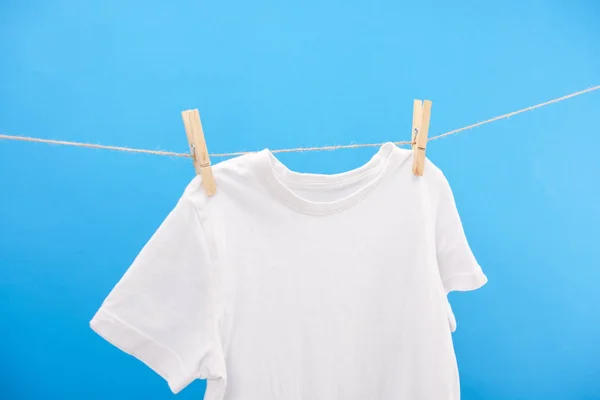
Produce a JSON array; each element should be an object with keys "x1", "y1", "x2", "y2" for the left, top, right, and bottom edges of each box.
[{"x1": 256, "y1": 142, "x2": 403, "y2": 215}]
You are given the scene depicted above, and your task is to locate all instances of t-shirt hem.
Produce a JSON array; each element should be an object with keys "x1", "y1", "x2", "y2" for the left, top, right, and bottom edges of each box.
[
  {"x1": 90, "y1": 307, "x2": 191, "y2": 394},
  {"x1": 443, "y1": 270, "x2": 488, "y2": 293}
]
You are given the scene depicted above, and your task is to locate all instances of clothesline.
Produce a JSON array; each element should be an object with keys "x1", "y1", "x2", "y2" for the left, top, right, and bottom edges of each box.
[{"x1": 1, "y1": 85, "x2": 599, "y2": 158}]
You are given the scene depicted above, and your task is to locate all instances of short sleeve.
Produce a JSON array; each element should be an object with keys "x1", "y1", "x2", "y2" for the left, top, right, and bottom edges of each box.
[
  {"x1": 434, "y1": 174, "x2": 487, "y2": 295},
  {"x1": 90, "y1": 189, "x2": 225, "y2": 394}
]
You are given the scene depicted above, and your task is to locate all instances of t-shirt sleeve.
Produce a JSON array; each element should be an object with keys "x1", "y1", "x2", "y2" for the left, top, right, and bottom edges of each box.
[
  {"x1": 434, "y1": 173, "x2": 487, "y2": 295},
  {"x1": 89, "y1": 189, "x2": 225, "y2": 394}
]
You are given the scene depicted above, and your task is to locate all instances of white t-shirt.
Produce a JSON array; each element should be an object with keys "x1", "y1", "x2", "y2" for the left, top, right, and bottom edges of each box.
[{"x1": 90, "y1": 142, "x2": 487, "y2": 400}]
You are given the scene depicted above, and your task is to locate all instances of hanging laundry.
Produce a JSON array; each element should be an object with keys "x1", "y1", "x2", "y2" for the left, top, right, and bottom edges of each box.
[{"x1": 90, "y1": 142, "x2": 487, "y2": 400}]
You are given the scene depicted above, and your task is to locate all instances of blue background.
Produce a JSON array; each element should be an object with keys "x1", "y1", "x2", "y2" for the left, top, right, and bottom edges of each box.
[{"x1": 1, "y1": 1, "x2": 599, "y2": 399}]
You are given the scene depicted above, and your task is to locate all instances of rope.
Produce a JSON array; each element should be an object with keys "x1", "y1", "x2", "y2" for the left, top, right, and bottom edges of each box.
[{"x1": 1, "y1": 85, "x2": 598, "y2": 158}]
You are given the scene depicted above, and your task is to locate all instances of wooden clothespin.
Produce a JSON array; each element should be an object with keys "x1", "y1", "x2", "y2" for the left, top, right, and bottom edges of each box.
[
  {"x1": 411, "y1": 99, "x2": 432, "y2": 176},
  {"x1": 181, "y1": 109, "x2": 217, "y2": 196}
]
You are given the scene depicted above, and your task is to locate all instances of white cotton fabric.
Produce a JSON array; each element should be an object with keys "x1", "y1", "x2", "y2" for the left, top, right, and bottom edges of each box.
[{"x1": 90, "y1": 142, "x2": 487, "y2": 400}]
